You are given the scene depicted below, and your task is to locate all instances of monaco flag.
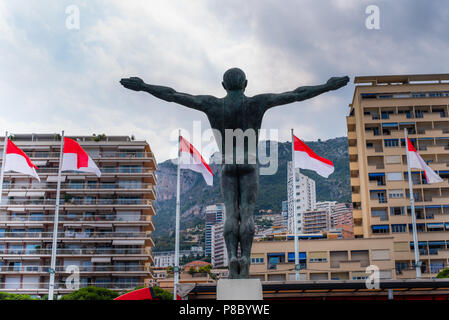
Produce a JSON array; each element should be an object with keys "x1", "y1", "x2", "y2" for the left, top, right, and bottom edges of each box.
[
  {"x1": 179, "y1": 136, "x2": 213, "y2": 186},
  {"x1": 407, "y1": 138, "x2": 442, "y2": 184},
  {"x1": 293, "y1": 135, "x2": 334, "y2": 178},
  {"x1": 3, "y1": 139, "x2": 40, "y2": 181},
  {"x1": 61, "y1": 137, "x2": 101, "y2": 177}
]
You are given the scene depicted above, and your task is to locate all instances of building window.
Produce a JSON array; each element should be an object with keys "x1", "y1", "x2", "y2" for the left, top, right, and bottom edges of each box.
[
  {"x1": 389, "y1": 190, "x2": 404, "y2": 199},
  {"x1": 387, "y1": 172, "x2": 402, "y2": 181},
  {"x1": 384, "y1": 139, "x2": 399, "y2": 147},
  {"x1": 372, "y1": 225, "x2": 389, "y2": 234},
  {"x1": 390, "y1": 207, "x2": 404, "y2": 216},
  {"x1": 391, "y1": 224, "x2": 407, "y2": 233}
]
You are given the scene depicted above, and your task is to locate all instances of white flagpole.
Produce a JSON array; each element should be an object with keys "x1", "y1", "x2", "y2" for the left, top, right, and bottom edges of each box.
[
  {"x1": 0, "y1": 131, "x2": 8, "y2": 206},
  {"x1": 174, "y1": 130, "x2": 181, "y2": 300},
  {"x1": 48, "y1": 131, "x2": 65, "y2": 300},
  {"x1": 291, "y1": 129, "x2": 300, "y2": 281},
  {"x1": 404, "y1": 128, "x2": 421, "y2": 278}
]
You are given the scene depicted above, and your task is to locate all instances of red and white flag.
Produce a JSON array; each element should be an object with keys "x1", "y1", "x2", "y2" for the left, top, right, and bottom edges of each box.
[
  {"x1": 179, "y1": 136, "x2": 213, "y2": 186},
  {"x1": 293, "y1": 135, "x2": 334, "y2": 178},
  {"x1": 407, "y1": 138, "x2": 442, "y2": 184},
  {"x1": 61, "y1": 137, "x2": 101, "y2": 177},
  {"x1": 3, "y1": 138, "x2": 40, "y2": 181}
]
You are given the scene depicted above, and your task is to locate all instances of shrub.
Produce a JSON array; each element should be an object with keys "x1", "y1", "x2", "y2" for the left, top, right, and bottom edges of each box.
[
  {"x1": 152, "y1": 286, "x2": 173, "y2": 300},
  {"x1": 436, "y1": 268, "x2": 449, "y2": 278},
  {"x1": 0, "y1": 292, "x2": 39, "y2": 300},
  {"x1": 59, "y1": 287, "x2": 119, "y2": 300}
]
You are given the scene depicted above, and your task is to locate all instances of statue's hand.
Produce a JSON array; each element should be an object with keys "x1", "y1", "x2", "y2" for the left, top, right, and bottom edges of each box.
[
  {"x1": 120, "y1": 77, "x2": 145, "y2": 91},
  {"x1": 326, "y1": 76, "x2": 350, "y2": 90}
]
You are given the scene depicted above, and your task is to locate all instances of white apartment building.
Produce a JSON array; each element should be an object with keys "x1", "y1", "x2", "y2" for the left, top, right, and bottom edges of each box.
[
  {"x1": 287, "y1": 161, "x2": 316, "y2": 234},
  {"x1": 211, "y1": 222, "x2": 228, "y2": 267},
  {"x1": 204, "y1": 203, "x2": 224, "y2": 257}
]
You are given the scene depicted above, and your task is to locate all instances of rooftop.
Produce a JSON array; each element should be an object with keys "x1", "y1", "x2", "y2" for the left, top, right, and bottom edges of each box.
[{"x1": 354, "y1": 73, "x2": 449, "y2": 85}]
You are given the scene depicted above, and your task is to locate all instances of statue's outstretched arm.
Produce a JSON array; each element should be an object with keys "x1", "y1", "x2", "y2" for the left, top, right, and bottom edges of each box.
[
  {"x1": 120, "y1": 77, "x2": 216, "y2": 112},
  {"x1": 254, "y1": 76, "x2": 349, "y2": 110}
]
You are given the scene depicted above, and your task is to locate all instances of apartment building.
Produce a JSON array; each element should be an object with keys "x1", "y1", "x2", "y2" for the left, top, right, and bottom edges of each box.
[
  {"x1": 331, "y1": 203, "x2": 354, "y2": 227},
  {"x1": 302, "y1": 209, "x2": 329, "y2": 234},
  {"x1": 250, "y1": 236, "x2": 394, "y2": 281},
  {"x1": 211, "y1": 222, "x2": 227, "y2": 267},
  {"x1": 0, "y1": 133, "x2": 157, "y2": 296},
  {"x1": 204, "y1": 203, "x2": 224, "y2": 257},
  {"x1": 347, "y1": 74, "x2": 449, "y2": 278},
  {"x1": 287, "y1": 162, "x2": 316, "y2": 234}
]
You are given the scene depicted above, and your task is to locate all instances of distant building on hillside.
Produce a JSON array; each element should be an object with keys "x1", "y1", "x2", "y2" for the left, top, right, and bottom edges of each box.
[
  {"x1": 204, "y1": 203, "x2": 225, "y2": 257},
  {"x1": 211, "y1": 222, "x2": 227, "y2": 267},
  {"x1": 287, "y1": 162, "x2": 316, "y2": 234}
]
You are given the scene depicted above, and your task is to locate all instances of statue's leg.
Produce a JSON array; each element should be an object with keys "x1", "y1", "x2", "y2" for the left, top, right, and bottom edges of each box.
[
  {"x1": 221, "y1": 165, "x2": 240, "y2": 279},
  {"x1": 237, "y1": 164, "x2": 258, "y2": 279}
]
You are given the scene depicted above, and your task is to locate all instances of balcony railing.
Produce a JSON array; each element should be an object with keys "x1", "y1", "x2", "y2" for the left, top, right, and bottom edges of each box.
[
  {"x1": 2, "y1": 199, "x2": 153, "y2": 206},
  {"x1": 2, "y1": 182, "x2": 155, "y2": 190},
  {"x1": 0, "y1": 214, "x2": 151, "y2": 222},
  {"x1": 24, "y1": 151, "x2": 153, "y2": 159},
  {"x1": 0, "y1": 231, "x2": 150, "y2": 239},
  {"x1": 0, "y1": 248, "x2": 149, "y2": 255},
  {"x1": 0, "y1": 281, "x2": 145, "y2": 290},
  {"x1": 2, "y1": 168, "x2": 154, "y2": 175},
  {"x1": 0, "y1": 265, "x2": 149, "y2": 273}
]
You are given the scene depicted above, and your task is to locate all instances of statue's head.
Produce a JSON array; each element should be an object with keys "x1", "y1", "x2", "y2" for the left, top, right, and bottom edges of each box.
[{"x1": 222, "y1": 68, "x2": 247, "y2": 92}]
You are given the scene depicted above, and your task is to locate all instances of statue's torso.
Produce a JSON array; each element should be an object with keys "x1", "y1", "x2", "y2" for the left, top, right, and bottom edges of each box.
[{"x1": 205, "y1": 94, "x2": 265, "y2": 165}]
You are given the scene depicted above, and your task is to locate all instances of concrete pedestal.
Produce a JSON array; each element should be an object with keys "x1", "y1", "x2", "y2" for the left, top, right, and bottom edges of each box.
[{"x1": 216, "y1": 279, "x2": 263, "y2": 300}]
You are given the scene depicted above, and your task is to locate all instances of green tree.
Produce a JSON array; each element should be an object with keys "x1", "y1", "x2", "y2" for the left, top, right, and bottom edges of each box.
[
  {"x1": 0, "y1": 292, "x2": 39, "y2": 300},
  {"x1": 436, "y1": 268, "x2": 449, "y2": 278},
  {"x1": 152, "y1": 286, "x2": 173, "y2": 300},
  {"x1": 59, "y1": 287, "x2": 119, "y2": 300}
]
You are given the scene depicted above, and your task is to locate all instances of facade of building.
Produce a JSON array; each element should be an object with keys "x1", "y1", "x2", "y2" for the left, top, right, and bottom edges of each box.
[
  {"x1": 330, "y1": 224, "x2": 355, "y2": 239},
  {"x1": 204, "y1": 203, "x2": 224, "y2": 257},
  {"x1": 302, "y1": 209, "x2": 329, "y2": 234},
  {"x1": 347, "y1": 74, "x2": 449, "y2": 278},
  {"x1": 0, "y1": 134, "x2": 156, "y2": 296},
  {"x1": 287, "y1": 162, "x2": 316, "y2": 234},
  {"x1": 331, "y1": 203, "x2": 354, "y2": 227},
  {"x1": 211, "y1": 222, "x2": 227, "y2": 267},
  {"x1": 281, "y1": 200, "x2": 289, "y2": 227},
  {"x1": 250, "y1": 236, "x2": 395, "y2": 281}
]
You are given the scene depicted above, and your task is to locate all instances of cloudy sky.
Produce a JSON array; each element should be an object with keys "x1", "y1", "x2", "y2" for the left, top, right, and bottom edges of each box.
[{"x1": 1, "y1": 0, "x2": 448, "y2": 162}]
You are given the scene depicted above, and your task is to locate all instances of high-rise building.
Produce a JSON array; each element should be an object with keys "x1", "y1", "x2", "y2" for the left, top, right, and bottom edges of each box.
[
  {"x1": 0, "y1": 134, "x2": 156, "y2": 296},
  {"x1": 347, "y1": 74, "x2": 449, "y2": 278},
  {"x1": 287, "y1": 162, "x2": 316, "y2": 234},
  {"x1": 211, "y1": 222, "x2": 227, "y2": 267},
  {"x1": 281, "y1": 200, "x2": 288, "y2": 227},
  {"x1": 204, "y1": 203, "x2": 224, "y2": 257}
]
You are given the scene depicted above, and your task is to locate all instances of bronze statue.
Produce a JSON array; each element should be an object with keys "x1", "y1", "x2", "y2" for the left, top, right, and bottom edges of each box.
[{"x1": 120, "y1": 68, "x2": 349, "y2": 279}]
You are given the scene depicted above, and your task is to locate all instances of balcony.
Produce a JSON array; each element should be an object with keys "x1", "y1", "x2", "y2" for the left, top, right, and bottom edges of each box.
[
  {"x1": 0, "y1": 265, "x2": 150, "y2": 274},
  {"x1": 2, "y1": 198, "x2": 154, "y2": 208},
  {"x1": 0, "y1": 231, "x2": 150, "y2": 240},
  {"x1": 1, "y1": 247, "x2": 151, "y2": 256},
  {"x1": 29, "y1": 151, "x2": 154, "y2": 160},
  {"x1": 351, "y1": 193, "x2": 361, "y2": 202},
  {"x1": 0, "y1": 214, "x2": 153, "y2": 223},
  {"x1": 352, "y1": 209, "x2": 363, "y2": 220},
  {"x1": 349, "y1": 162, "x2": 359, "y2": 171}
]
